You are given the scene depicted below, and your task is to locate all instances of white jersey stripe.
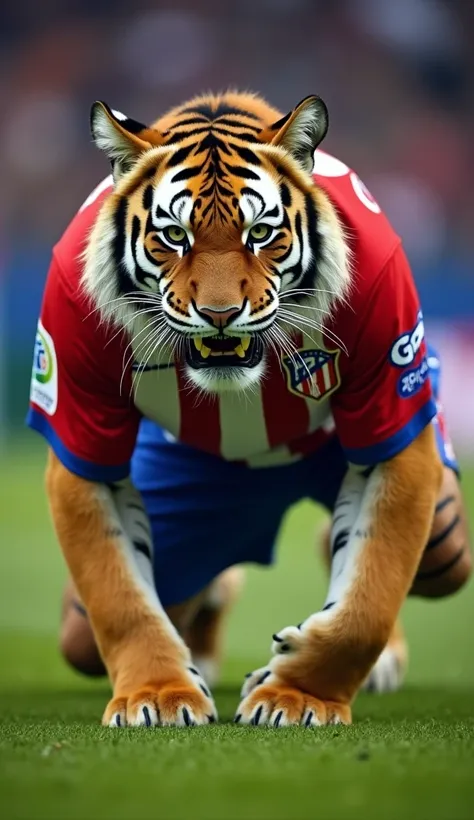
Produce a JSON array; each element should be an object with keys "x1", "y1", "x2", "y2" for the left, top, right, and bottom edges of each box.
[
  {"x1": 134, "y1": 351, "x2": 181, "y2": 442},
  {"x1": 218, "y1": 386, "x2": 269, "y2": 461}
]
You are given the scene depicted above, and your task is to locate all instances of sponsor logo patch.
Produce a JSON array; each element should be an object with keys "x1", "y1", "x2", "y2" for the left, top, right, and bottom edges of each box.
[
  {"x1": 30, "y1": 320, "x2": 58, "y2": 415},
  {"x1": 397, "y1": 357, "x2": 429, "y2": 398},
  {"x1": 390, "y1": 312, "x2": 425, "y2": 368},
  {"x1": 282, "y1": 348, "x2": 341, "y2": 401}
]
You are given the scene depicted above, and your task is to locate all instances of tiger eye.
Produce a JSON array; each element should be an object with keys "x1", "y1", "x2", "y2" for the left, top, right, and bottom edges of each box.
[
  {"x1": 165, "y1": 226, "x2": 186, "y2": 243},
  {"x1": 249, "y1": 223, "x2": 272, "y2": 242}
]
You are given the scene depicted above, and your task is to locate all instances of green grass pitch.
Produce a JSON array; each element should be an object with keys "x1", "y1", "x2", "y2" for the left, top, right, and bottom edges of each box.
[{"x1": 1, "y1": 442, "x2": 474, "y2": 819}]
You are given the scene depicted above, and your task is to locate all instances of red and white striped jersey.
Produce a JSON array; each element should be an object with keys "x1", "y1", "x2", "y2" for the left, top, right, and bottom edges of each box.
[{"x1": 27, "y1": 151, "x2": 436, "y2": 480}]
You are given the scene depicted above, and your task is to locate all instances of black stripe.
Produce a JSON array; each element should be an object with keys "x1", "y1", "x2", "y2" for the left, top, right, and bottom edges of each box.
[
  {"x1": 171, "y1": 166, "x2": 201, "y2": 183},
  {"x1": 280, "y1": 183, "x2": 292, "y2": 207},
  {"x1": 322, "y1": 602, "x2": 335, "y2": 611},
  {"x1": 167, "y1": 143, "x2": 196, "y2": 167},
  {"x1": 155, "y1": 204, "x2": 171, "y2": 220},
  {"x1": 218, "y1": 197, "x2": 233, "y2": 218},
  {"x1": 216, "y1": 180, "x2": 233, "y2": 198},
  {"x1": 170, "y1": 189, "x2": 192, "y2": 217},
  {"x1": 214, "y1": 118, "x2": 261, "y2": 131},
  {"x1": 215, "y1": 130, "x2": 260, "y2": 143},
  {"x1": 142, "y1": 184, "x2": 153, "y2": 211},
  {"x1": 133, "y1": 540, "x2": 151, "y2": 560},
  {"x1": 241, "y1": 186, "x2": 264, "y2": 208},
  {"x1": 216, "y1": 104, "x2": 259, "y2": 119},
  {"x1": 435, "y1": 495, "x2": 456, "y2": 514},
  {"x1": 229, "y1": 145, "x2": 261, "y2": 165},
  {"x1": 285, "y1": 211, "x2": 304, "y2": 284},
  {"x1": 223, "y1": 162, "x2": 260, "y2": 180},
  {"x1": 163, "y1": 127, "x2": 209, "y2": 144},
  {"x1": 416, "y1": 546, "x2": 465, "y2": 581},
  {"x1": 182, "y1": 102, "x2": 260, "y2": 120},
  {"x1": 143, "y1": 165, "x2": 157, "y2": 180},
  {"x1": 200, "y1": 200, "x2": 213, "y2": 221},
  {"x1": 425, "y1": 515, "x2": 460, "y2": 551},
  {"x1": 113, "y1": 198, "x2": 131, "y2": 294},
  {"x1": 304, "y1": 193, "x2": 320, "y2": 267},
  {"x1": 130, "y1": 215, "x2": 151, "y2": 287},
  {"x1": 173, "y1": 116, "x2": 210, "y2": 127},
  {"x1": 265, "y1": 205, "x2": 279, "y2": 219},
  {"x1": 274, "y1": 243, "x2": 294, "y2": 264},
  {"x1": 131, "y1": 214, "x2": 140, "y2": 249},
  {"x1": 270, "y1": 231, "x2": 286, "y2": 247},
  {"x1": 332, "y1": 529, "x2": 350, "y2": 556}
]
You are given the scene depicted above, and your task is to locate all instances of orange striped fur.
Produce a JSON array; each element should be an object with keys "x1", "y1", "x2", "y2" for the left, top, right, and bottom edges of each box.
[
  {"x1": 46, "y1": 451, "x2": 217, "y2": 726},
  {"x1": 237, "y1": 425, "x2": 443, "y2": 724},
  {"x1": 45, "y1": 91, "x2": 453, "y2": 727}
]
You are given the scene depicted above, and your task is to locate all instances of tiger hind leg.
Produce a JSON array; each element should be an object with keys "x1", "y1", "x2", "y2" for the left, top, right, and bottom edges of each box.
[
  {"x1": 318, "y1": 519, "x2": 408, "y2": 694},
  {"x1": 185, "y1": 567, "x2": 245, "y2": 687}
]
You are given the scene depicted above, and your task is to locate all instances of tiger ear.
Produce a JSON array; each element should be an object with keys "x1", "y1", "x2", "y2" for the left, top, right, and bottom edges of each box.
[
  {"x1": 264, "y1": 96, "x2": 328, "y2": 173},
  {"x1": 90, "y1": 102, "x2": 162, "y2": 181}
]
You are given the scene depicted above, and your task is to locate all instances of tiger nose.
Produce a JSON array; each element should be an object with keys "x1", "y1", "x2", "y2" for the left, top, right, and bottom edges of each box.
[{"x1": 197, "y1": 305, "x2": 242, "y2": 328}]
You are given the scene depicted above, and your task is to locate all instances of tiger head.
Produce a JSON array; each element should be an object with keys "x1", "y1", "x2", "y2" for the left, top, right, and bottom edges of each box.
[{"x1": 83, "y1": 92, "x2": 350, "y2": 394}]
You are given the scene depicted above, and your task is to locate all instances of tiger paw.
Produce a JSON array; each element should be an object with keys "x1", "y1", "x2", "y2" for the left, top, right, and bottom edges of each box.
[
  {"x1": 361, "y1": 619, "x2": 408, "y2": 694},
  {"x1": 361, "y1": 643, "x2": 407, "y2": 694},
  {"x1": 102, "y1": 665, "x2": 217, "y2": 727},
  {"x1": 235, "y1": 675, "x2": 351, "y2": 727}
]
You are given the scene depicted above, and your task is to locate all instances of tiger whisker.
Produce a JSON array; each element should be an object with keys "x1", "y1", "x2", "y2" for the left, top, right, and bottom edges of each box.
[
  {"x1": 277, "y1": 308, "x2": 348, "y2": 354},
  {"x1": 105, "y1": 307, "x2": 164, "y2": 350},
  {"x1": 120, "y1": 318, "x2": 169, "y2": 395},
  {"x1": 120, "y1": 316, "x2": 168, "y2": 378},
  {"x1": 131, "y1": 326, "x2": 176, "y2": 398},
  {"x1": 83, "y1": 291, "x2": 163, "y2": 321},
  {"x1": 282, "y1": 286, "x2": 350, "y2": 307},
  {"x1": 270, "y1": 324, "x2": 315, "y2": 388}
]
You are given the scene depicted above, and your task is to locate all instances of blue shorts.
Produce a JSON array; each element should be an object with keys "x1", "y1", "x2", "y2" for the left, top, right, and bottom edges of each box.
[{"x1": 131, "y1": 345, "x2": 458, "y2": 607}]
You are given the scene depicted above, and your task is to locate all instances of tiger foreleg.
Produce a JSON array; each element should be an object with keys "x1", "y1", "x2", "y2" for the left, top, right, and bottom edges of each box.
[
  {"x1": 185, "y1": 566, "x2": 245, "y2": 687},
  {"x1": 235, "y1": 426, "x2": 442, "y2": 726},
  {"x1": 319, "y1": 517, "x2": 408, "y2": 694},
  {"x1": 47, "y1": 450, "x2": 217, "y2": 727}
]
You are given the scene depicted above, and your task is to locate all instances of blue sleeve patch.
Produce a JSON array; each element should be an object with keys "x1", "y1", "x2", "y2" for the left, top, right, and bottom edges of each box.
[
  {"x1": 26, "y1": 408, "x2": 130, "y2": 482},
  {"x1": 397, "y1": 356, "x2": 430, "y2": 398},
  {"x1": 343, "y1": 398, "x2": 437, "y2": 466}
]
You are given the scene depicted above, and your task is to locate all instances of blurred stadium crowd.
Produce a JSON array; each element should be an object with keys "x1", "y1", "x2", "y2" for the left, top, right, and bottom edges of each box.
[{"x1": 1, "y1": 0, "x2": 473, "y2": 444}]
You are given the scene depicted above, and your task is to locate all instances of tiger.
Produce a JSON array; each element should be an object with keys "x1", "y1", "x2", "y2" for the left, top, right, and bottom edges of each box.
[{"x1": 28, "y1": 91, "x2": 471, "y2": 727}]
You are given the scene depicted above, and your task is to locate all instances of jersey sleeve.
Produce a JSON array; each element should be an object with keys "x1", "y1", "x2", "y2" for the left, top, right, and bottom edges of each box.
[
  {"x1": 331, "y1": 244, "x2": 437, "y2": 466},
  {"x1": 27, "y1": 252, "x2": 141, "y2": 481}
]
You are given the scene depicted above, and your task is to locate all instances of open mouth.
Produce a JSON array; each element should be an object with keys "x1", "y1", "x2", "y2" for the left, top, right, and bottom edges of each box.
[{"x1": 185, "y1": 335, "x2": 263, "y2": 369}]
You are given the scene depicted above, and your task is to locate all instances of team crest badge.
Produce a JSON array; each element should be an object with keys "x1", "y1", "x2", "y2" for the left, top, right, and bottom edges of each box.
[{"x1": 282, "y1": 348, "x2": 341, "y2": 401}]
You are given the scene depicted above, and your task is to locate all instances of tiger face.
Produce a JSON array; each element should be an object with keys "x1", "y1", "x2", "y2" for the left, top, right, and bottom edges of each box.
[{"x1": 84, "y1": 92, "x2": 350, "y2": 394}]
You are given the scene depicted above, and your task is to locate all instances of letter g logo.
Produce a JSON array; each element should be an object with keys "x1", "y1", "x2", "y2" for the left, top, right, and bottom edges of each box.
[{"x1": 390, "y1": 315, "x2": 425, "y2": 368}]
